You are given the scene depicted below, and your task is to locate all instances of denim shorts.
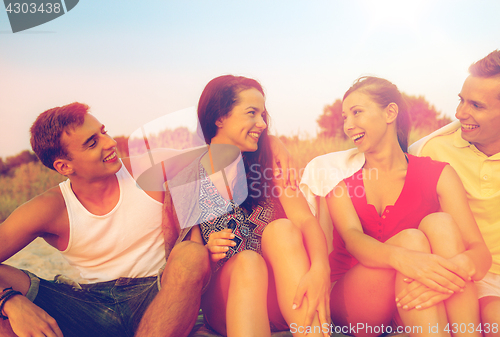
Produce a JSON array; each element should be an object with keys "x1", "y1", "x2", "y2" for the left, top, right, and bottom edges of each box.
[{"x1": 23, "y1": 270, "x2": 161, "y2": 337}]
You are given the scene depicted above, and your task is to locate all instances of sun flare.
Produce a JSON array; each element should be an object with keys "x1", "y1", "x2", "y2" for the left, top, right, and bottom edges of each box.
[{"x1": 361, "y1": 0, "x2": 430, "y2": 34}]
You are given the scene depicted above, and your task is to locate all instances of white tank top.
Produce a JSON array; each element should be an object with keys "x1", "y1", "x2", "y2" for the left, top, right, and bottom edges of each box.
[{"x1": 59, "y1": 163, "x2": 165, "y2": 283}]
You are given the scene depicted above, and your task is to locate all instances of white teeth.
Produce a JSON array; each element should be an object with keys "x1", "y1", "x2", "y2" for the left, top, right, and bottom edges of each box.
[
  {"x1": 462, "y1": 124, "x2": 479, "y2": 130},
  {"x1": 103, "y1": 152, "x2": 116, "y2": 162},
  {"x1": 352, "y1": 133, "x2": 364, "y2": 141},
  {"x1": 248, "y1": 132, "x2": 260, "y2": 138}
]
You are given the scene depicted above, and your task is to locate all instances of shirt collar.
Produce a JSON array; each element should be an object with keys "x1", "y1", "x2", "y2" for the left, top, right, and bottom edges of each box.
[
  {"x1": 454, "y1": 128, "x2": 500, "y2": 159},
  {"x1": 453, "y1": 129, "x2": 471, "y2": 148}
]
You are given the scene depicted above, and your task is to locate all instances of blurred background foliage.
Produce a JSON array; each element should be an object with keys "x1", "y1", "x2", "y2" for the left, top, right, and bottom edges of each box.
[{"x1": 1, "y1": 93, "x2": 451, "y2": 222}]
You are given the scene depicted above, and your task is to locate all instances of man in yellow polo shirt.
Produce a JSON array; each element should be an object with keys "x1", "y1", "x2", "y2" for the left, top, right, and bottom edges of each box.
[{"x1": 411, "y1": 50, "x2": 500, "y2": 335}]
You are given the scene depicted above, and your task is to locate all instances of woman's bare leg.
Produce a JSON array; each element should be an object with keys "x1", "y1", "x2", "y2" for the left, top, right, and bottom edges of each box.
[
  {"x1": 328, "y1": 228, "x2": 450, "y2": 337},
  {"x1": 330, "y1": 265, "x2": 397, "y2": 337},
  {"x1": 419, "y1": 213, "x2": 481, "y2": 337},
  {"x1": 201, "y1": 250, "x2": 270, "y2": 337},
  {"x1": 388, "y1": 228, "x2": 451, "y2": 337},
  {"x1": 479, "y1": 296, "x2": 500, "y2": 337},
  {"x1": 262, "y1": 219, "x2": 325, "y2": 337}
]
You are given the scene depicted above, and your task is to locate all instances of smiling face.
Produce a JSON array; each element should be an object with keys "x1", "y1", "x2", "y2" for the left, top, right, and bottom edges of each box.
[
  {"x1": 456, "y1": 75, "x2": 500, "y2": 156},
  {"x1": 211, "y1": 88, "x2": 267, "y2": 152},
  {"x1": 342, "y1": 90, "x2": 394, "y2": 153},
  {"x1": 57, "y1": 114, "x2": 121, "y2": 180}
]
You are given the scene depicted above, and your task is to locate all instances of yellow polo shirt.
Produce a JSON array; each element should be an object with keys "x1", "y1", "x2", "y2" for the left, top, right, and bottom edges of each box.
[{"x1": 421, "y1": 129, "x2": 500, "y2": 275}]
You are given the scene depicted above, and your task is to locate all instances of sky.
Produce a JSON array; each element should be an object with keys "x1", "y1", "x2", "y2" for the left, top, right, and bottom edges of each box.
[{"x1": 1, "y1": 0, "x2": 499, "y2": 158}]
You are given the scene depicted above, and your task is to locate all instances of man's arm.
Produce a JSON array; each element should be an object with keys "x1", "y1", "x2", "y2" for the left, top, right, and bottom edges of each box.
[
  {"x1": 0, "y1": 187, "x2": 66, "y2": 337},
  {"x1": 161, "y1": 182, "x2": 182, "y2": 258},
  {"x1": 0, "y1": 187, "x2": 67, "y2": 263}
]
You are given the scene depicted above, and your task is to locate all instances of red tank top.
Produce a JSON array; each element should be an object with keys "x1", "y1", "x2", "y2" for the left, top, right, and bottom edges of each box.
[{"x1": 329, "y1": 155, "x2": 448, "y2": 282}]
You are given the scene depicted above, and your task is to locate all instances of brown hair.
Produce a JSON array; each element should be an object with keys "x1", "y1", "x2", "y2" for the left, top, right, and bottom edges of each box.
[
  {"x1": 30, "y1": 102, "x2": 89, "y2": 170},
  {"x1": 197, "y1": 75, "x2": 274, "y2": 209},
  {"x1": 469, "y1": 50, "x2": 500, "y2": 78},
  {"x1": 343, "y1": 76, "x2": 410, "y2": 153}
]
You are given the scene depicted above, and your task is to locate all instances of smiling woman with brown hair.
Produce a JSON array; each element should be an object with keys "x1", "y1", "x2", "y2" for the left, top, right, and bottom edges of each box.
[
  {"x1": 167, "y1": 75, "x2": 331, "y2": 337},
  {"x1": 324, "y1": 76, "x2": 490, "y2": 337}
]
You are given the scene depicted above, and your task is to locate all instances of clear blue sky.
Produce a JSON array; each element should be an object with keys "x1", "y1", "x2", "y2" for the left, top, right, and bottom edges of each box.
[{"x1": 1, "y1": 0, "x2": 499, "y2": 158}]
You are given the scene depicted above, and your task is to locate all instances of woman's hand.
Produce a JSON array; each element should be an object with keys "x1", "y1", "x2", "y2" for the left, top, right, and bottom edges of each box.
[
  {"x1": 268, "y1": 135, "x2": 298, "y2": 189},
  {"x1": 396, "y1": 279, "x2": 453, "y2": 311},
  {"x1": 394, "y1": 249, "x2": 470, "y2": 294},
  {"x1": 395, "y1": 252, "x2": 476, "y2": 310},
  {"x1": 205, "y1": 228, "x2": 236, "y2": 263},
  {"x1": 292, "y1": 265, "x2": 331, "y2": 337}
]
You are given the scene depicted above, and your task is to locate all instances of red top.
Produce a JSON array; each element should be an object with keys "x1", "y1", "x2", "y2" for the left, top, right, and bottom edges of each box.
[{"x1": 329, "y1": 154, "x2": 448, "y2": 282}]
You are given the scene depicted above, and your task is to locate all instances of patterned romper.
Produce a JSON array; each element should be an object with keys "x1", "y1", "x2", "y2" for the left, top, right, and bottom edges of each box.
[{"x1": 197, "y1": 164, "x2": 285, "y2": 271}]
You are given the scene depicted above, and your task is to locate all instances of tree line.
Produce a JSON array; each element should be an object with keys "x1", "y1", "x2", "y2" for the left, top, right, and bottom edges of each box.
[
  {"x1": 0, "y1": 151, "x2": 39, "y2": 176},
  {"x1": 1, "y1": 95, "x2": 452, "y2": 176},
  {"x1": 0, "y1": 127, "x2": 198, "y2": 176}
]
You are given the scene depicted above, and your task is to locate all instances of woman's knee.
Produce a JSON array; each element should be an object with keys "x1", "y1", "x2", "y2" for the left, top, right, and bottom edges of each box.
[
  {"x1": 419, "y1": 212, "x2": 460, "y2": 239},
  {"x1": 224, "y1": 250, "x2": 268, "y2": 287},
  {"x1": 230, "y1": 250, "x2": 267, "y2": 274},
  {"x1": 262, "y1": 219, "x2": 302, "y2": 247},
  {"x1": 387, "y1": 228, "x2": 431, "y2": 253},
  {"x1": 419, "y1": 212, "x2": 465, "y2": 255}
]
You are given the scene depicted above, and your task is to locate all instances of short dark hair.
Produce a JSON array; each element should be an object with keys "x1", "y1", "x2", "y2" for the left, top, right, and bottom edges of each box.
[
  {"x1": 197, "y1": 75, "x2": 274, "y2": 209},
  {"x1": 469, "y1": 50, "x2": 500, "y2": 78},
  {"x1": 343, "y1": 76, "x2": 410, "y2": 153},
  {"x1": 30, "y1": 102, "x2": 89, "y2": 170}
]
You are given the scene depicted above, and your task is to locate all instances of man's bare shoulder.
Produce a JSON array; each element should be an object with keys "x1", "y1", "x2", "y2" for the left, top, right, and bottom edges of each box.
[
  {"x1": 0, "y1": 184, "x2": 69, "y2": 261},
  {"x1": 31, "y1": 185, "x2": 65, "y2": 208},
  {"x1": 7, "y1": 185, "x2": 67, "y2": 232}
]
